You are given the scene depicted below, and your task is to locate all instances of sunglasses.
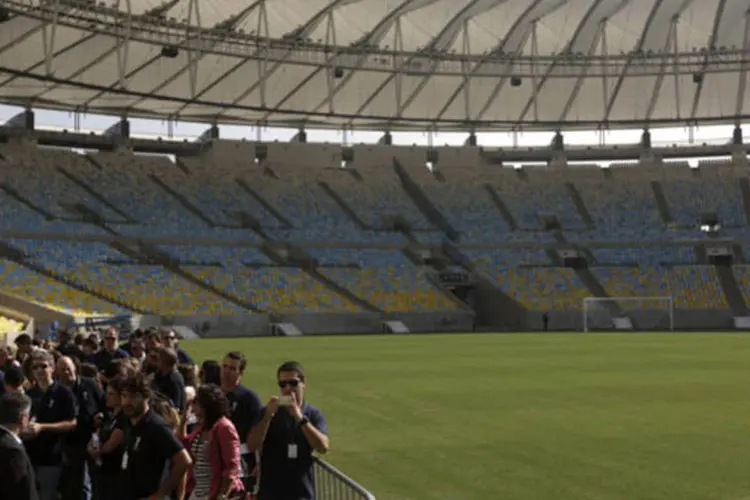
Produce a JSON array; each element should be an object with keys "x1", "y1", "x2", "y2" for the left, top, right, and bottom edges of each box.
[
  {"x1": 278, "y1": 379, "x2": 300, "y2": 388},
  {"x1": 32, "y1": 363, "x2": 48, "y2": 370}
]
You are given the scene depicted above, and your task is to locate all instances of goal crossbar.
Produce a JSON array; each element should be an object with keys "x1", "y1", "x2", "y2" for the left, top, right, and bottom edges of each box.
[{"x1": 582, "y1": 296, "x2": 674, "y2": 332}]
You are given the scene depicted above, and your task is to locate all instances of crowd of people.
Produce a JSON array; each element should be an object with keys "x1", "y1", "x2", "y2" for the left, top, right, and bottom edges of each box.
[{"x1": 0, "y1": 327, "x2": 329, "y2": 500}]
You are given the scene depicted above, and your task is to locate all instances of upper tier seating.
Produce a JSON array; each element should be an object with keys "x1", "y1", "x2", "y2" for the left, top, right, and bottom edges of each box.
[
  {"x1": 311, "y1": 249, "x2": 459, "y2": 312},
  {"x1": 70, "y1": 153, "x2": 254, "y2": 239},
  {"x1": 320, "y1": 165, "x2": 431, "y2": 230}
]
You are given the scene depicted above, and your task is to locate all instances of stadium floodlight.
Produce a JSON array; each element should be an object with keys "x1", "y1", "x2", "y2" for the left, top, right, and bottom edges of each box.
[{"x1": 582, "y1": 296, "x2": 674, "y2": 332}]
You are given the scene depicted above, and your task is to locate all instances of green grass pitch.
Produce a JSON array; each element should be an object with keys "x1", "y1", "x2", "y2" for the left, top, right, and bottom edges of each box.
[{"x1": 182, "y1": 333, "x2": 750, "y2": 500}]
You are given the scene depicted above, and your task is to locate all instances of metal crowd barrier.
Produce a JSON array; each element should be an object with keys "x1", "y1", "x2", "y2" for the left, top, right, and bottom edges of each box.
[{"x1": 313, "y1": 456, "x2": 377, "y2": 500}]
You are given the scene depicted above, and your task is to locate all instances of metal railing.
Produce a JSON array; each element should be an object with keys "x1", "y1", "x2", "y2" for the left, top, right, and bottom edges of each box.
[{"x1": 313, "y1": 456, "x2": 376, "y2": 500}]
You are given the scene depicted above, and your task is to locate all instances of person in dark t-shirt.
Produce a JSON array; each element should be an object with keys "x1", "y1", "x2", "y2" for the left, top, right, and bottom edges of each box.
[
  {"x1": 23, "y1": 350, "x2": 78, "y2": 500},
  {"x1": 248, "y1": 361, "x2": 329, "y2": 500},
  {"x1": 89, "y1": 379, "x2": 128, "y2": 500},
  {"x1": 220, "y1": 351, "x2": 263, "y2": 494},
  {"x1": 151, "y1": 347, "x2": 185, "y2": 413},
  {"x1": 120, "y1": 372, "x2": 191, "y2": 500}
]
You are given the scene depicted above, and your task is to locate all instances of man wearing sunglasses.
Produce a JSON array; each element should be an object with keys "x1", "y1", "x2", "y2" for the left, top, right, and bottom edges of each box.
[
  {"x1": 247, "y1": 361, "x2": 329, "y2": 500},
  {"x1": 23, "y1": 351, "x2": 78, "y2": 500}
]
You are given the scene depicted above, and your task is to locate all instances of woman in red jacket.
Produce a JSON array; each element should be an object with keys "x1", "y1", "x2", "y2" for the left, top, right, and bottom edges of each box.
[{"x1": 182, "y1": 384, "x2": 245, "y2": 500}]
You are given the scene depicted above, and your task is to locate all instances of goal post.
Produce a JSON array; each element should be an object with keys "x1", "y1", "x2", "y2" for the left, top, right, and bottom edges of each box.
[{"x1": 582, "y1": 296, "x2": 674, "y2": 332}]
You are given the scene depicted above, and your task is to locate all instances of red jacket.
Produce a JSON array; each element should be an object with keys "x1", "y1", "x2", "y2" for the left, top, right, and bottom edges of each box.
[{"x1": 183, "y1": 416, "x2": 245, "y2": 499}]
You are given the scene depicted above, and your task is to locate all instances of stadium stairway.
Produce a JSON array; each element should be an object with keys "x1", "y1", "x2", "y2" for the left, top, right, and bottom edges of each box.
[
  {"x1": 716, "y1": 266, "x2": 748, "y2": 315},
  {"x1": 235, "y1": 178, "x2": 293, "y2": 228},
  {"x1": 130, "y1": 243, "x2": 261, "y2": 313},
  {"x1": 444, "y1": 243, "x2": 527, "y2": 330},
  {"x1": 263, "y1": 245, "x2": 381, "y2": 313},
  {"x1": 392, "y1": 160, "x2": 459, "y2": 241},
  {"x1": 739, "y1": 179, "x2": 750, "y2": 222},
  {"x1": 565, "y1": 183, "x2": 595, "y2": 229},
  {"x1": 54, "y1": 165, "x2": 133, "y2": 222},
  {"x1": 483, "y1": 185, "x2": 519, "y2": 229},
  {"x1": 0, "y1": 183, "x2": 56, "y2": 219},
  {"x1": 552, "y1": 231, "x2": 622, "y2": 317},
  {"x1": 317, "y1": 181, "x2": 371, "y2": 230},
  {"x1": 650, "y1": 181, "x2": 673, "y2": 225},
  {"x1": 149, "y1": 174, "x2": 217, "y2": 228}
]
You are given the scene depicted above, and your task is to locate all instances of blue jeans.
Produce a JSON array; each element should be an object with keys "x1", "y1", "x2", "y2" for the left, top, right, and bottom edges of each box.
[{"x1": 35, "y1": 465, "x2": 62, "y2": 500}]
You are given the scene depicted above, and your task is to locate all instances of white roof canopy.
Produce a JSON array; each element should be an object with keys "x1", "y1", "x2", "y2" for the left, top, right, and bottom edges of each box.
[{"x1": 0, "y1": 0, "x2": 748, "y2": 131}]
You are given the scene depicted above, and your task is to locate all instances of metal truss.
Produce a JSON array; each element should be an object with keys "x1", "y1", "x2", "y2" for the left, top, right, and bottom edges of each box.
[{"x1": 3, "y1": 0, "x2": 750, "y2": 131}]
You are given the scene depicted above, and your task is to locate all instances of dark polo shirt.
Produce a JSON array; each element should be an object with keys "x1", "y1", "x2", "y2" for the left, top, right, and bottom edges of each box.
[
  {"x1": 258, "y1": 402, "x2": 328, "y2": 500},
  {"x1": 152, "y1": 370, "x2": 185, "y2": 412},
  {"x1": 66, "y1": 377, "x2": 105, "y2": 448},
  {"x1": 227, "y1": 384, "x2": 263, "y2": 487},
  {"x1": 24, "y1": 382, "x2": 78, "y2": 466},
  {"x1": 93, "y1": 348, "x2": 129, "y2": 372},
  {"x1": 122, "y1": 408, "x2": 184, "y2": 500},
  {"x1": 175, "y1": 347, "x2": 193, "y2": 365}
]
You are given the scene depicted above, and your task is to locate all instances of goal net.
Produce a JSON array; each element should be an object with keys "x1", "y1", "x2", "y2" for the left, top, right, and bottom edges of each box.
[{"x1": 582, "y1": 297, "x2": 674, "y2": 332}]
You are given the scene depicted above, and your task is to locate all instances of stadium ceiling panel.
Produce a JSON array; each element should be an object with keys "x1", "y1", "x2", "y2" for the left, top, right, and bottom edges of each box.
[{"x1": 0, "y1": 0, "x2": 748, "y2": 131}]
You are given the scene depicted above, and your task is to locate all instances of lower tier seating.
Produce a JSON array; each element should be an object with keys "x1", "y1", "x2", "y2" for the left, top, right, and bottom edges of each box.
[
  {"x1": 0, "y1": 260, "x2": 122, "y2": 316},
  {"x1": 593, "y1": 266, "x2": 727, "y2": 309},
  {"x1": 187, "y1": 266, "x2": 362, "y2": 314},
  {"x1": 0, "y1": 316, "x2": 23, "y2": 334}
]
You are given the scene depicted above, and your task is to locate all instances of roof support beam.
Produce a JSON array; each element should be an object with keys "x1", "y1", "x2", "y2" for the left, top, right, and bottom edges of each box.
[
  {"x1": 368, "y1": 0, "x2": 509, "y2": 123},
  {"x1": 40, "y1": 0, "x2": 61, "y2": 76},
  {"x1": 603, "y1": 0, "x2": 672, "y2": 122},
  {"x1": 516, "y1": 0, "x2": 629, "y2": 122},
  {"x1": 473, "y1": 0, "x2": 566, "y2": 121},
  {"x1": 28, "y1": 0, "x2": 184, "y2": 101},
  {"x1": 0, "y1": 26, "x2": 100, "y2": 91},
  {"x1": 185, "y1": 0, "x2": 202, "y2": 99},
  {"x1": 306, "y1": 0, "x2": 443, "y2": 116},
  {"x1": 557, "y1": 23, "x2": 604, "y2": 122},
  {"x1": 113, "y1": 1, "x2": 259, "y2": 112},
  {"x1": 211, "y1": 0, "x2": 371, "y2": 121},
  {"x1": 690, "y1": 0, "x2": 729, "y2": 120},
  {"x1": 0, "y1": 18, "x2": 49, "y2": 58},
  {"x1": 114, "y1": 0, "x2": 132, "y2": 90},
  {"x1": 644, "y1": 18, "x2": 677, "y2": 121},
  {"x1": 734, "y1": 9, "x2": 750, "y2": 119}
]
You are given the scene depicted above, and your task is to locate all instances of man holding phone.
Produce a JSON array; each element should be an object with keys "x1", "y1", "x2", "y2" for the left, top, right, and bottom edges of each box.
[{"x1": 247, "y1": 361, "x2": 329, "y2": 500}]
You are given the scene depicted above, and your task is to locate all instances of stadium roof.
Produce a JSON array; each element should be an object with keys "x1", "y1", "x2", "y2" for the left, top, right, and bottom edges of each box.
[{"x1": 0, "y1": 0, "x2": 749, "y2": 132}]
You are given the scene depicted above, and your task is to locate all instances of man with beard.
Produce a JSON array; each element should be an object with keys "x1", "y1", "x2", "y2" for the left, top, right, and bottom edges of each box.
[
  {"x1": 220, "y1": 351, "x2": 263, "y2": 494},
  {"x1": 151, "y1": 347, "x2": 185, "y2": 413},
  {"x1": 56, "y1": 356, "x2": 104, "y2": 500},
  {"x1": 119, "y1": 372, "x2": 191, "y2": 500}
]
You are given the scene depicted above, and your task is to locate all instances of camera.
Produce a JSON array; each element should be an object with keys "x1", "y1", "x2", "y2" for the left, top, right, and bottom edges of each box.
[{"x1": 278, "y1": 395, "x2": 294, "y2": 407}]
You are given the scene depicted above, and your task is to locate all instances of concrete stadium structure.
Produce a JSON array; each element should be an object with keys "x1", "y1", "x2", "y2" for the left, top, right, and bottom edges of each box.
[
  {"x1": 0, "y1": 0, "x2": 748, "y2": 338},
  {"x1": 0, "y1": 121, "x2": 746, "y2": 335}
]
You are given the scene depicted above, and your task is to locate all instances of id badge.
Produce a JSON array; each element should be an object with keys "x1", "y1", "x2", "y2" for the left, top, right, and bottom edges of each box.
[
  {"x1": 287, "y1": 444, "x2": 298, "y2": 459},
  {"x1": 121, "y1": 451, "x2": 128, "y2": 470}
]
